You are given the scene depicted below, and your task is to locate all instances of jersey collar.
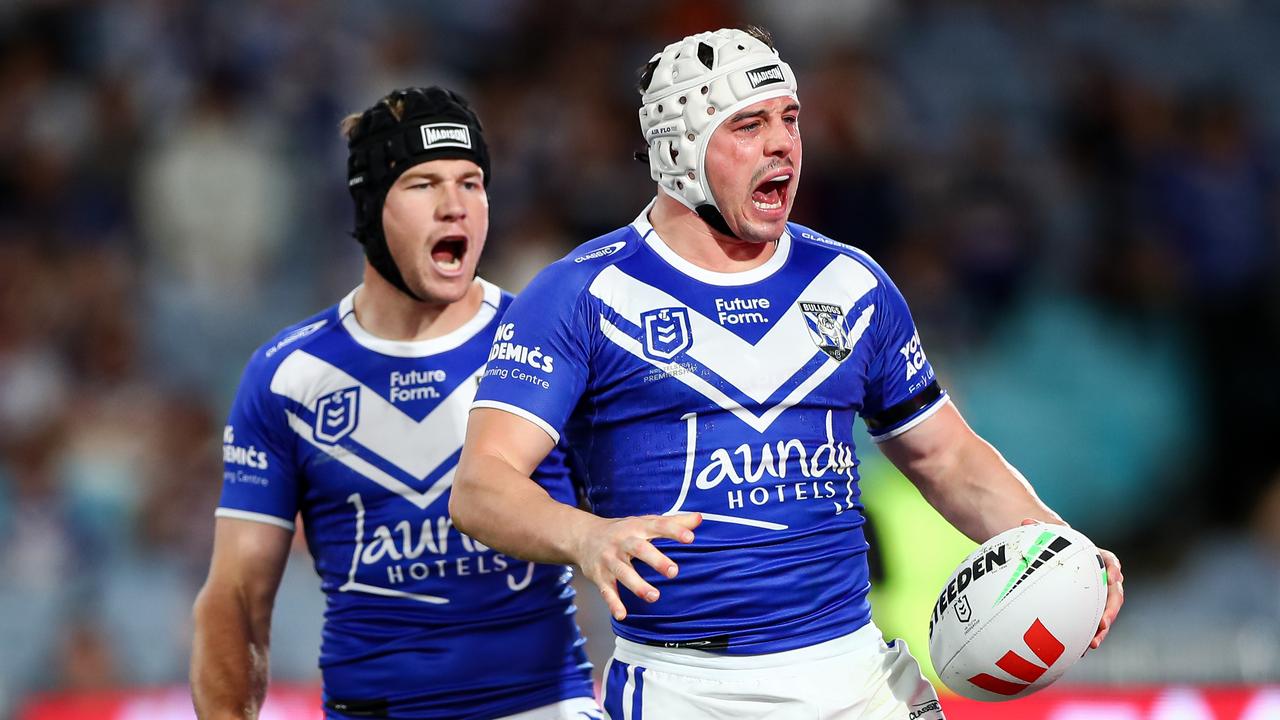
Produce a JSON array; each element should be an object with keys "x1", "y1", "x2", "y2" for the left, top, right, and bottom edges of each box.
[
  {"x1": 338, "y1": 278, "x2": 501, "y2": 358},
  {"x1": 630, "y1": 198, "x2": 792, "y2": 287}
]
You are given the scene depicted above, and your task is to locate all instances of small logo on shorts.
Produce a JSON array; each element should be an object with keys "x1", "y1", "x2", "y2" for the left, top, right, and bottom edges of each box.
[
  {"x1": 909, "y1": 700, "x2": 943, "y2": 719},
  {"x1": 420, "y1": 123, "x2": 471, "y2": 149}
]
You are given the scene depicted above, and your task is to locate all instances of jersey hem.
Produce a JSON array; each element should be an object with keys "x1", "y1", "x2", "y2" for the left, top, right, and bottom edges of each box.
[{"x1": 612, "y1": 622, "x2": 883, "y2": 676}]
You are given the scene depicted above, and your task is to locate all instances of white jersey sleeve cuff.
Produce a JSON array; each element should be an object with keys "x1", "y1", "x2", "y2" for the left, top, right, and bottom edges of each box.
[
  {"x1": 215, "y1": 507, "x2": 296, "y2": 531},
  {"x1": 471, "y1": 400, "x2": 561, "y2": 444},
  {"x1": 869, "y1": 394, "x2": 950, "y2": 444}
]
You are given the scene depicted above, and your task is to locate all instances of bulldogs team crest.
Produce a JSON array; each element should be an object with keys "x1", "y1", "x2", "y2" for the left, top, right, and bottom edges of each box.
[
  {"x1": 315, "y1": 387, "x2": 360, "y2": 443},
  {"x1": 641, "y1": 307, "x2": 693, "y2": 361},
  {"x1": 798, "y1": 301, "x2": 853, "y2": 361}
]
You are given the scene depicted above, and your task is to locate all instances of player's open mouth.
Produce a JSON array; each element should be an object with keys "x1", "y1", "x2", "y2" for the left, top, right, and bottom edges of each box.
[
  {"x1": 751, "y1": 171, "x2": 792, "y2": 213},
  {"x1": 430, "y1": 236, "x2": 467, "y2": 275}
]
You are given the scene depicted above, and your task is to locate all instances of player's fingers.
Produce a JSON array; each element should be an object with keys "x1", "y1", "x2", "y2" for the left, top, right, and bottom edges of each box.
[
  {"x1": 628, "y1": 538, "x2": 679, "y2": 579},
  {"x1": 1102, "y1": 578, "x2": 1124, "y2": 623},
  {"x1": 1102, "y1": 550, "x2": 1124, "y2": 586},
  {"x1": 648, "y1": 513, "x2": 701, "y2": 543},
  {"x1": 596, "y1": 579, "x2": 628, "y2": 621},
  {"x1": 1090, "y1": 627, "x2": 1109, "y2": 649},
  {"x1": 1091, "y1": 580, "x2": 1124, "y2": 649},
  {"x1": 610, "y1": 559, "x2": 661, "y2": 603}
]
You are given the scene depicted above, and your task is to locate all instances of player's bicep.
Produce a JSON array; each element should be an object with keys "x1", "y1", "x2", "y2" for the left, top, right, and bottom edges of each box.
[
  {"x1": 462, "y1": 406, "x2": 558, "y2": 478},
  {"x1": 204, "y1": 517, "x2": 293, "y2": 605},
  {"x1": 877, "y1": 400, "x2": 968, "y2": 470}
]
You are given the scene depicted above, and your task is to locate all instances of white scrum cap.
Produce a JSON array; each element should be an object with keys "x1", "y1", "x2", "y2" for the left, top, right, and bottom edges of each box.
[{"x1": 638, "y1": 28, "x2": 798, "y2": 215}]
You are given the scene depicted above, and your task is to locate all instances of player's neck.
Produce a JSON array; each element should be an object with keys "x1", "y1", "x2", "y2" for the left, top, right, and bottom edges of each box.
[
  {"x1": 648, "y1": 192, "x2": 776, "y2": 273},
  {"x1": 352, "y1": 266, "x2": 484, "y2": 342}
]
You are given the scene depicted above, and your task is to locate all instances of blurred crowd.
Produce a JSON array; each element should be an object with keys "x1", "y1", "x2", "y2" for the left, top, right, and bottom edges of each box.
[{"x1": 1, "y1": 0, "x2": 1279, "y2": 712}]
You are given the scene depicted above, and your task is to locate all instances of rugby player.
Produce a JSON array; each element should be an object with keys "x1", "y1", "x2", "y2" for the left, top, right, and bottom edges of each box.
[
  {"x1": 191, "y1": 87, "x2": 600, "y2": 720},
  {"x1": 452, "y1": 28, "x2": 1125, "y2": 718}
]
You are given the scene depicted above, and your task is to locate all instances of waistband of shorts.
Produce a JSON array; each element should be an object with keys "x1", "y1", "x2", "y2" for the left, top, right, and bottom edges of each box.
[{"x1": 612, "y1": 622, "x2": 884, "y2": 675}]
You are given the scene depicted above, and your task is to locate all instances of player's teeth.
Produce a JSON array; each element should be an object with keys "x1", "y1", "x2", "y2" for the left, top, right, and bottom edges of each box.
[
  {"x1": 753, "y1": 199, "x2": 782, "y2": 210},
  {"x1": 437, "y1": 256, "x2": 461, "y2": 270}
]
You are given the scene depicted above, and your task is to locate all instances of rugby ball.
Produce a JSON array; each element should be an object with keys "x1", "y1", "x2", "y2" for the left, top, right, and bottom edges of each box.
[{"x1": 927, "y1": 522, "x2": 1106, "y2": 701}]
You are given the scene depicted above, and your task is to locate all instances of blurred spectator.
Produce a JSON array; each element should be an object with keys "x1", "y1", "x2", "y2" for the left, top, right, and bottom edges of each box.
[
  {"x1": 56, "y1": 618, "x2": 120, "y2": 692},
  {"x1": 136, "y1": 68, "x2": 295, "y2": 386},
  {"x1": 1140, "y1": 87, "x2": 1280, "y2": 524}
]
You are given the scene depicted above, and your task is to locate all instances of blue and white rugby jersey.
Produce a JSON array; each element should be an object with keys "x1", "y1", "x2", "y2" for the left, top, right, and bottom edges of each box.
[
  {"x1": 473, "y1": 204, "x2": 947, "y2": 655},
  {"x1": 217, "y1": 280, "x2": 593, "y2": 720}
]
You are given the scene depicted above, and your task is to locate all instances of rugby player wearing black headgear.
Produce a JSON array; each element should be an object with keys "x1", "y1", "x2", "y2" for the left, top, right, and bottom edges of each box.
[{"x1": 192, "y1": 86, "x2": 600, "y2": 720}]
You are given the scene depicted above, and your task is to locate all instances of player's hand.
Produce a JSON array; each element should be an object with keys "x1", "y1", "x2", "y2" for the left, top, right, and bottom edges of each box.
[
  {"x1": 572, "y1": 512, "x2": 702, "y2": 621},
  {"x1": 1019, "y1": 519, "x2": 1123, "y2": 650},
  {"x1": 1091, "y1": 547, "x2": 1123, "y2": 649}
]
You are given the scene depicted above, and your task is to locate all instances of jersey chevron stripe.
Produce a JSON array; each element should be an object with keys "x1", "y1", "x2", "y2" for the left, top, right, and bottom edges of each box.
[
  {"x1": 598, "y1": 306, "x2": 874, "y2": 434},
  {"x1": 284, "y1": 398, "x2": 462, "y2": 491},
  {"x1": 284, "y1": 410, "x2": 455, "y2": 510},
  {"x1": 589, "y1": 257, "x2": 877, "y2": 404},
  {"x1": 271, "y1": 350, "x2": 477, "y2": 478}
]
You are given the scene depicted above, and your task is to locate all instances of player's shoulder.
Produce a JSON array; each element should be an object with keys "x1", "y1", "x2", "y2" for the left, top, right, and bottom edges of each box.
[
  {"x1": 241, "y1": 302, "x2": 343, "y2": 381},
  {"x1": 787, "y1": 222, "x2": 893, "y2": 283},
  {"x1": 523, "y1": 226, "x2": 643, "y2": 300},
  {"x1": 490, "y1": 281, "x2": 517, "y2": 315}
]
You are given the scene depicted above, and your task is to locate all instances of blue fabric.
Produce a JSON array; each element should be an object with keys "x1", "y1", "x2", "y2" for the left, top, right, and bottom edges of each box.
[
  {"x1": 219, "y1": 288, "x2": 592, "y2": 719},
  {"x1": 475, "y1": 217, "x2": 945, "y2": 654}
]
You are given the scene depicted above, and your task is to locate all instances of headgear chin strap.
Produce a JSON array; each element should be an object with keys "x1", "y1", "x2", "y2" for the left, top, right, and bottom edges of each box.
[
  {"x1": 638, "y1": 29, "x2": 798, "y2": 238},
  {"x1": 346, "y1": 86, "x2": 490, "y2": 301}
]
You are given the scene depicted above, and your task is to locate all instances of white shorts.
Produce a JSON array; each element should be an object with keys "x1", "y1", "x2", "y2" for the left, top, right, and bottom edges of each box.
[
  {"x1": 600, "y1": 624, "x2": 944, "y2": 720},
  {"x1": 499, "y1": 696, "x2": 604, "y2": 719}
]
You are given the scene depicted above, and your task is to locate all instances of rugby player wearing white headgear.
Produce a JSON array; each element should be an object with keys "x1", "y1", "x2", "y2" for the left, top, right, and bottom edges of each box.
[{"x1": 454, "y1": 27, "x2": 1124, "y2": 718}]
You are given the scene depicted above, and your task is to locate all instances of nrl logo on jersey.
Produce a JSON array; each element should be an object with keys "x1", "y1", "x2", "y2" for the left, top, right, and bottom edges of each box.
[
  {"x1": 314, "y1": 386, "x2": 360, "y2": 443},
  {"x1": 798, "y1": 301, "x2": 853, "y2": 361},
  {"x1": 641, "y1": 307, "x2": 692, "y2": 361}
]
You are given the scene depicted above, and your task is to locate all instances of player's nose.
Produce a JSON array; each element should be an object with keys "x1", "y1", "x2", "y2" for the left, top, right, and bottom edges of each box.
[
  {"x1": 436, "y1": 183, "x2": 468, "y2": 221},
  {"x1": 763, "y1": 119, "x2": 795, "y2": 158}
]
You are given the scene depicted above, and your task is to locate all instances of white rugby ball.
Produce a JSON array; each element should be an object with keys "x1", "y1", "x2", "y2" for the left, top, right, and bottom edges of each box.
[{"x1": 927, "y1": 522, "x2": 1107, "y2": 702}]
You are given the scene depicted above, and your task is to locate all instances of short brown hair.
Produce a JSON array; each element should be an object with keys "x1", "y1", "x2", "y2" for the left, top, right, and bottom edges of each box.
[{"x1": 339, "y1": 93, "x2": 408, "y2": 141}]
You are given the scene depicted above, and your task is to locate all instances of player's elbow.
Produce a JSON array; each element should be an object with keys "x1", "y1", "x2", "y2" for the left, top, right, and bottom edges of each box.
[{"x1": 449, "y1": 459, "x2": 484, "y2": 538}]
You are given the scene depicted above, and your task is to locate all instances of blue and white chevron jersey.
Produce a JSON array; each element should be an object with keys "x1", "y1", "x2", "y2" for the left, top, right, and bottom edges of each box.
[
  {"x1": 217, "y1": 281, "x2": 593, "y2": 719},
  {"x1": 474, "y1": 205, "x2": 947, "y2": 655}
]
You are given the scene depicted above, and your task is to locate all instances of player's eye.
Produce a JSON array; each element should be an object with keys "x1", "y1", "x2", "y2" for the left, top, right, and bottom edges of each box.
[{"x1": 410, "y1": 181, "x2": 433, "y2": 190}]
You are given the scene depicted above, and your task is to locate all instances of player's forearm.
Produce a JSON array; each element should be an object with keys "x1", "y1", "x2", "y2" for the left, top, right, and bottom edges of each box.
[
  {"x1": 452, "y1": 452, "x2": 603, "y2": 566},
  {"x1": 917, "y1": 433, "x2": 1063, "y2": 542},
  {"x1": 190, "y1": 586, "x2": 271, "y2": 720}
]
